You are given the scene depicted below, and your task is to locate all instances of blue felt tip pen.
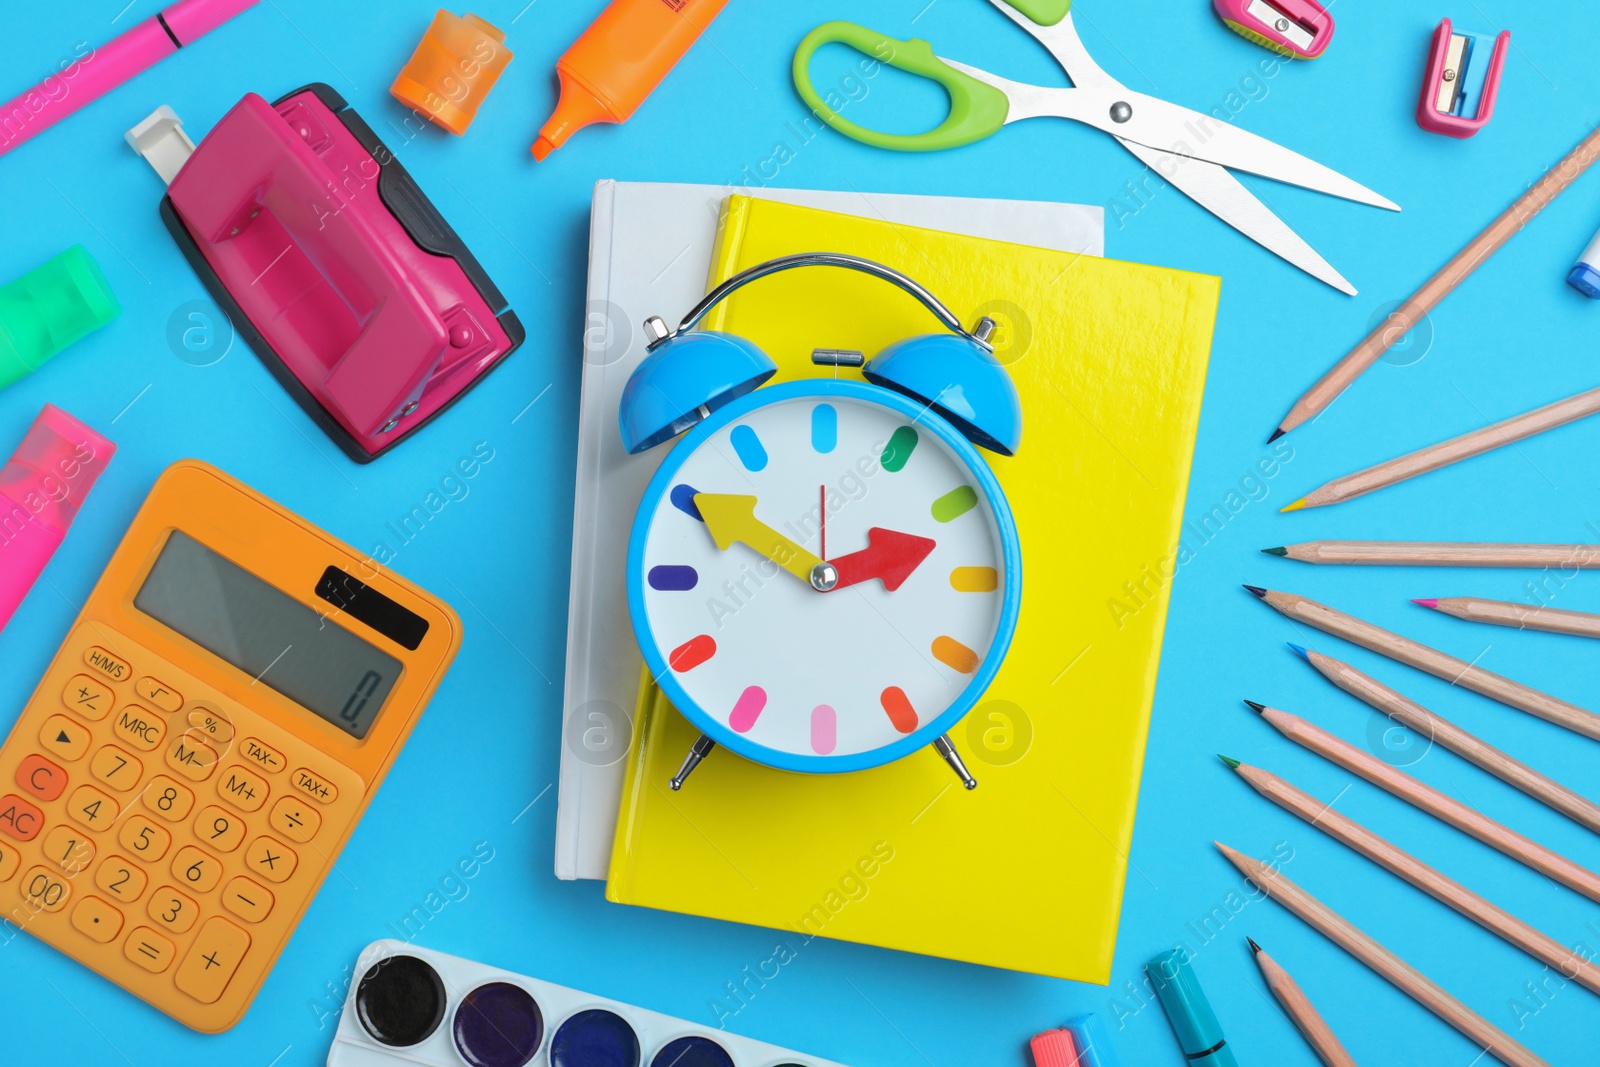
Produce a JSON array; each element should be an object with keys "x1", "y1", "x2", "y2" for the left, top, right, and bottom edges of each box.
[
  {"x1": 1568, "y1": 222, "x2": 1600, "y2": 298},
  {"x1": 1148, "y1": 949, "x2": 1240, "y2": 1067}
]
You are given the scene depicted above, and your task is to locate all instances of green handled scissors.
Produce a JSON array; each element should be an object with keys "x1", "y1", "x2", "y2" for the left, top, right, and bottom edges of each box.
[{"x1": 793, "y1": 0, "x2": 1399, "y2": 295}]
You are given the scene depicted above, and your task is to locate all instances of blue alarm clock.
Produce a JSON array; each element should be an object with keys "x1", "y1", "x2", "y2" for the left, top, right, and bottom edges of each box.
[{"x1": 617, "y1": 253, "x2": 1023, "y2": 788}]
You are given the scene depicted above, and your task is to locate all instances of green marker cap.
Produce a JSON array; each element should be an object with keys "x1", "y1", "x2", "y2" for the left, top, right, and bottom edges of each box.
[
  {"x1": 1147, "y1": 949, "x2": 1239, "y2": 1066},
  {"x1": 0, "y1": 245, "x2": 121, "y2": 389}
]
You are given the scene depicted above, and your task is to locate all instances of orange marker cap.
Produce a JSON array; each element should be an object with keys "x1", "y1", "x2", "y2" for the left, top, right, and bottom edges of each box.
[
  {"x1": 1030, "y1": 1028, "x2": 1081, "y2": 1067},
  {"x1": 390, "y1": 10, "x2": 513, "y2": 136}
]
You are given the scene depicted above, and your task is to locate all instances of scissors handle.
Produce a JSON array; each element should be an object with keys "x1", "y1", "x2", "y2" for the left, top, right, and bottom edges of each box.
[{"x1": 792, "y1": 22, "x2": 1011, "y2": 152}]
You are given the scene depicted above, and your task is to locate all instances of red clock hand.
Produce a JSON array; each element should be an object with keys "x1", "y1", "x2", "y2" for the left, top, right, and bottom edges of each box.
[{"x1": 829, "y1": 528, "x2": 937, "y2": 592}]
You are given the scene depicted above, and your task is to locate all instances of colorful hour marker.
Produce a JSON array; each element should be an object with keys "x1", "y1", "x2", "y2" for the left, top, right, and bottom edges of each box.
[
  {"x1": 648, "y1": 565, "x2": 698, "y2": 591},
  {"x1": 881, "y1": 426, "x2": 918, "y2": 472},
  {"x1": 811, "y1": 404, "x2": 837, "y2": 453},
  {"x1": 932, "y1": 636, "x2": 980, "y2": 674},
  {"x1": 668, "y1": 634, "x2": 716, "y2": 672},
  {"x1": 931, "y1": 485, "x2": 978, "y2": 523},
  {"x1": 729, "y1": 425, "x2": 768, "y2": 472},
  {"x1": 670, "y1": 484, "x2": 704, "y2": 521},
  {"x1": 950, "y1": 566, "x2": 998, "y2": 592},
  {"x1": 811, "y1": 705, "x2": 837, "y2": 754},
  {"x1": 728, "y1": 686, "x2": 767, "y2": 733},
  {"x1": 880, "y1": 686, "x2": 918, "y2": 734}
]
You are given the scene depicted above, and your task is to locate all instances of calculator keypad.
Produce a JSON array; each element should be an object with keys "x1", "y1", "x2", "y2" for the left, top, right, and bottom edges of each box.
[{"x1": 0, "y1": 628, "x2": 361, "y2": 1030}]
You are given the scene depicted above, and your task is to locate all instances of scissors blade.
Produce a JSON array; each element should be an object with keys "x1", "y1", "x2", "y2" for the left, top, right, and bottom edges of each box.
[
  {"x1": 1119, "y1": 140, "x2": 1358, "y2": 295},
  {"x1": 1109, "y1": 95, "x2": 1400, "y2": 211}
]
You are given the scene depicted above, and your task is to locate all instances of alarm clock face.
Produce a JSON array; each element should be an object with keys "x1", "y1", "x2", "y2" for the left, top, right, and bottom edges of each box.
[{"x1": 628, "y1": 380, "x2": 1020, "y2": 772}]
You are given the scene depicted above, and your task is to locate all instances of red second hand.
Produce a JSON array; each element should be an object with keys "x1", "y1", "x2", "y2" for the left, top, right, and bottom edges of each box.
[{"x1": 819, "y1": 484, "x2": 826, "y2": 560}]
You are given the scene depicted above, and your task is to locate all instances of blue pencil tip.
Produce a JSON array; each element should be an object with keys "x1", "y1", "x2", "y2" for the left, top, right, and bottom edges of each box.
[{"x1": 1287, "y1": 642, "x2": 1310, "y2": 661}]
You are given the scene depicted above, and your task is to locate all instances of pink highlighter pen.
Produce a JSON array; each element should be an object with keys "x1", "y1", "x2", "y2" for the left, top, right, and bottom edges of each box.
[
  {"x1": 0, "y1": 405, "x2": 115, "y2": 629},
  {"x1": 0, "y1": 0, "x2": 260, "y2": 158}
]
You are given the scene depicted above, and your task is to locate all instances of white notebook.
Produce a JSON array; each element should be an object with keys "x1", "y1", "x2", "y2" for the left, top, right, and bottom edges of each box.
[{"x1": 557, "y1": 180, "x2": 1104, "y2": 880}]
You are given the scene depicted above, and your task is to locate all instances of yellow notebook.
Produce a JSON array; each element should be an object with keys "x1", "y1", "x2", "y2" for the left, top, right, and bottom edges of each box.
[{"x1": 606, "y1": 196, "x2": 1220, "y2": 981}]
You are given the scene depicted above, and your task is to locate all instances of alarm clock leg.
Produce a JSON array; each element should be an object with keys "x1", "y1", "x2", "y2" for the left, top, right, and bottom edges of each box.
[
  {"x1": 932, "y1": 735, "x2": 978, "y2": 790},
  {"x1": 669, "y1": 734, "x2": 718, "y2": 791}
]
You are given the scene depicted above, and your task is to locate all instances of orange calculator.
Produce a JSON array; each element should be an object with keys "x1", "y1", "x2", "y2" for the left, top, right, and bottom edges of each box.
[{"x1": 0, "y1": 460, "x2": 461, "y2": 1032}]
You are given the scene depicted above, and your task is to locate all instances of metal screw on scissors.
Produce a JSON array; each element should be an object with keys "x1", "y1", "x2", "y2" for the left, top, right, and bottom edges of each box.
[{"x1": 792, "y1": 0, "x2": 1400, "y2": 295}]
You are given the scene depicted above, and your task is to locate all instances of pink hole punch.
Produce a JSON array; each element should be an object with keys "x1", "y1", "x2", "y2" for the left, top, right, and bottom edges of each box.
[
  {"x1": 1417, "y1": 18, "x2": 1509, "y2": 138},
  {"x1": 1213, "y1": 0, "x2": 1334, "y2": 60},
  {"x1": 160, "y1": 84, "x2": 524, "y2": 462}
]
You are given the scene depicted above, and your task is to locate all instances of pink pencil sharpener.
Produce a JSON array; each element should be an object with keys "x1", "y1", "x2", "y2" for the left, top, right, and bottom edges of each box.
[
  {"x1": 161, "y1": 84, "x2": 524, "y2": 463},
  {"x1": 1213, "y1": 0, "x2": 1334, "y2": 60},
  {"x1": 1417, "y1": 19, "x2": 1510, "y2": 138}
]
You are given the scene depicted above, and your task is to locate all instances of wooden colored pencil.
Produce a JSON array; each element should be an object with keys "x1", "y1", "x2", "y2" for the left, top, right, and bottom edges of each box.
[
  {"x1": 1245, "y1": 586, "x2": 1600, "y2": 742},
  {"x1": 1280, "y1": 385, "x2": 1600, "y2": 511},
  {"x1": 1266, "y1": 541, "x2": 1600, "y2": 569},
  {"x1": 1246, "y1": 702, "x2": 1600, "y2": 904},
  {"x1": 1271, "y1": 121, "x2": 1600, "y2": 440},
  {"x1": 1224, "y1": 757, "x2": 1600, "y2": 995},
  {"x1": 1298, "y1": 647, "x2": 1600, "y2": 836},
  {"x1": 1217, "y1": 843, "x2": 1552, "y2": 1067},
  {"x1": 1418, "y1": 596, "x2": 1600, "y2": 641},
  {"x1": 1246, "y1": 938, "x2": 1358, "y2": 1067}
]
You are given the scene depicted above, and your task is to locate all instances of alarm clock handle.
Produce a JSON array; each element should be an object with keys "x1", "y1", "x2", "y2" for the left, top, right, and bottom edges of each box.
[
  {"x1": 933, "y1": 734, "x2": 979, "y2": 790},
  {"x1": 670, "y1": 733, "x2": 718, "y2": 790}
]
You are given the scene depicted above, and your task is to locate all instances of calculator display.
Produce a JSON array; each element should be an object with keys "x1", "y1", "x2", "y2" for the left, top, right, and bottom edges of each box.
[{"x1": 133, "y1": 531, "x2": 401, "y2": 738}]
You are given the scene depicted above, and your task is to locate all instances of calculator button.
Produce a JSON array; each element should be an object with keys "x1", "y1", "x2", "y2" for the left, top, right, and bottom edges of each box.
[
  {"x1": 194, "y1": 806, "x2": 245, "y2": 853},
  {"x1": 170, "y1": 846, "x2": 224, "y2": 893},
  {"x1": 165, "y1": 733, "x2": 220, "y2": 782},
  {"x1": 19, "y1": 866, "x2": 70, "y2": 912},
  {"x1": 67, "y1": 785, "x2": 119, "y2": 832},
  {"x1": 133, "y1": 677, "x2": 183, "y2": 713},
  {"x1": 124, "y1": 927, "x2": 175, "y2": 972},
  {"x1": 41, "y1": 825, "x2": 95, "y2": 875},
  {"x1": 0, "y1": 842, "x2": 18, "y2": 880},
  {"x1": 290, "y1": 767, "x2": 338, "y2": 804},
  {"x1": 221, "y1": 876, "x2": 273, "y2": 924},
  {"x1": 118, "y1": 816, "x2": 171, "y2": 863},
  {"x1": 187, "y1": 708, "x2": 234, "y2": 744},
  {"x1": 112, "y1": 706, "x2": 166, "y2": 752},
  {"x1": 0, "y1": 796, "x2": 43, "y2": 842},
  {"x1": 39, "y1": 715, "x2": 91, "y2": 762},
  {"x1": 71, "y1": 896, "x2": 124, "y2": 944},
  {"x1": 148, "y1": 885, "x2": 198, "y2": 934},
  {"x1": 84, "y1": 646, "x2": 131, "y2": 684},
  {"x1": 216, "y1": 766, "x2": 269, "y2": 813},
  {"x1": 142, "y1": 776, "x2": 195, "y2": 823},
  {"x1": 245, "y1": 836, "x2": 297, "y2": 884},
  {"x1": 175, "y1": 916, "x2": 252, "y2": 1005},
  {"x1": 61, "y1": 675, "x2": 114, "y2": 721},
  {"x1": 95, "y1": 856, "x2": 148, "y2": 903},
  {"x1": 239, "y1": 737, "x2": 286, "y2": 775},
  {"x1": 15, "y1": 754, "x2": 67, "y2": 801},
  {"x1": 89, "y1": 745, "x2": 143, "y2": 792},
  {"x1": 268, "y1": 796, "x2": 321, "y2": 843}
]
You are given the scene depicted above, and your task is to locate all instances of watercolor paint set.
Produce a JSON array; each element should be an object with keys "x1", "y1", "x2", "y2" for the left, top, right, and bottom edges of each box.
[{"x1": 327, "y1": 940, "x2": 851, "y2": 1067}]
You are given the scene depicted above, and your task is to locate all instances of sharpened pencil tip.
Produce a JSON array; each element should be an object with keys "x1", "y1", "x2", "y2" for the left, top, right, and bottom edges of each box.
[
  {"x1": 1218, "y1": 754, "x2": 1241, "y2": 769},
  {"x1": 1268, "y1": 427, "x2": 1285, "y2": 443},
  {"x1": 1243, "y1": 699, "x2": 1267, "y2": 713},
  {"x1": 1413, "y1": 598, "x2": 1439, "y2": 610},
  {"x1": 1243, "y1": 584, "x2": 1268, "y2": 599},
  {"x1": 1280, "y1": 497, "x2": 1308, "y2": 513},
  {"x1": 1261, "y1": 546, "x2": 1287, "y2": 557},
  {"x1": 1246, "y1": 936, "x2": 1262, "y2": 955},
  {"x1": 1287, "y1": 642, "x2": 1310, "y2": 661}
]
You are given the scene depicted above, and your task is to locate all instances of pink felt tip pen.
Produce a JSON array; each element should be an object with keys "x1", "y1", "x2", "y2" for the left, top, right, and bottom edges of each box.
[
  {"x1": 0, "y1": 405, "x2": 115, "y2": 629},
  {"x1": 0, "y1": 0, "x2": 260, "y2": 158}
]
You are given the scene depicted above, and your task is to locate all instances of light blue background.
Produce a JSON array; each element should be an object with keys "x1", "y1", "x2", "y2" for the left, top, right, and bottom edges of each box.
[{"x1": 1, "y1": 1, "x2": 1597, "y2": 1064}]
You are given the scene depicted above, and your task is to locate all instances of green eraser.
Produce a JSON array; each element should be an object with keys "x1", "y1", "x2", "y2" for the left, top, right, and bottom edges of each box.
[{"x1": 0, "y1": 245, "x2": 121, "y2": 389}]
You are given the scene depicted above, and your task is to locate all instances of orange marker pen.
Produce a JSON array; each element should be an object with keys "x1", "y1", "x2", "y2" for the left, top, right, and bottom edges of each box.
[{"x1": 532, "y1": 0, "x2": 729, "y2": 160}]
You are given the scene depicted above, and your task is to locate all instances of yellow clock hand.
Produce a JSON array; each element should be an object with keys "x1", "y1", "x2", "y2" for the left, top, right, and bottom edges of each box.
[{"x1": 693, "y1": 494, "x2": 831, "y2": 589}]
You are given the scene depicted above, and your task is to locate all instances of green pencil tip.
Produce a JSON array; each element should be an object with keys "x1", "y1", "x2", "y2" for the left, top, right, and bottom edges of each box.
[
  {"x1": 1243, "y1": 699, "x2": 1266, "y2": 714},
  {"x1": 1218, "y1": 754, "x2": 1241, "y2": 769},
  {"x1": 1246, "y1": 936, "x2": 1262, "y2": 954},
  {"x1": 1262, "y1": 546, "x2": 1287, "y2": 557}
]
